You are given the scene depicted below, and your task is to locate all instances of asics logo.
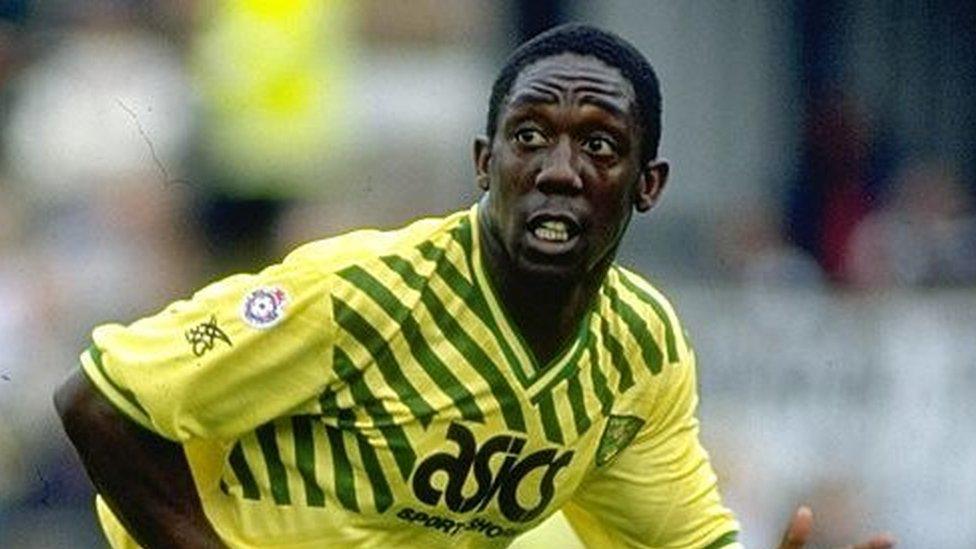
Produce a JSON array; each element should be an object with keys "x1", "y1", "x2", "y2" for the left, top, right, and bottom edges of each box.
[{"x1": 411, "y1": 423, "x2": 574, "y2": 523}]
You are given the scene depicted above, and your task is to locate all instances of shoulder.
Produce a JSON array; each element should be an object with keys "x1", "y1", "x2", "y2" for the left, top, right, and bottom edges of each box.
[
  {"x1": 603, "y1": 265, "x2": 702, "y2": 424},
  {"x1": 281, "y1": 209, "x2": 469, "y2": 277},
  {"x1": 608, "y1": 266, "x2": 683, "y2": 324},
  {"x1": 604, "y1": 264, "x2": 692, "y2": 368}
]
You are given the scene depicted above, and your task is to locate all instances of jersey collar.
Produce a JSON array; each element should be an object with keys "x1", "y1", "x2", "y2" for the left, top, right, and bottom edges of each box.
[{"x1": 467, "y1": 203, "x2": 593, "y2": 389}]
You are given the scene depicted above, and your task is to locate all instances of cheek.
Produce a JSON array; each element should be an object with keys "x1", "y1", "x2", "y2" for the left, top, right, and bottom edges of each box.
[
  {"x1": 489, "y1": 159, "x2": 534, "y2": 217},
  {"x1": 590, "y1": 182, "x2": 635, "y2": 238},
  {"x1": 494, "y1": 144, "x2": 537, "y2": 187}
]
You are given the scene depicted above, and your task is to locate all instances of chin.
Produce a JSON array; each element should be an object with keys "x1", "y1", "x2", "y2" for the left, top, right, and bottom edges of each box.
[{"x1": 514, "y1": 254, "x2": 585, "y2": 285}]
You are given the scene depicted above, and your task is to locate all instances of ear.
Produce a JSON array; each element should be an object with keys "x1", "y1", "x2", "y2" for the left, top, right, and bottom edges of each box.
[
  {"x1": 634, "y1": 159, "x2": 669, "y2": 212},
  {"x1": 473, "y1": 135, "x2": 492, "y2": 191}
]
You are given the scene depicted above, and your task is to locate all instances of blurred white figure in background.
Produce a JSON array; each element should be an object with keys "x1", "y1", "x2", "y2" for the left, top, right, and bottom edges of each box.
[
  {"x1": 0, "y1": 3, "x2": 194, "y2": 512},
  {"x1": 846, "y1": 159, "x2": 976, "y2": 288},
  {"x1": 5, "y1": 8, "x2": 190, "y2": 201},
  {"x1": 3, "y1": 4, "x2": 195, "y2": 319},
  {"x1": 714, "y1": 200, "x2": 824, "y2": 288}
]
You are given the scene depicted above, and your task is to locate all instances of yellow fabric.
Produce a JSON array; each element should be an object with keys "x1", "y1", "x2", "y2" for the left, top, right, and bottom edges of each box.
[
  {"x1": 192, "y1": 0, "x2": 354, "y2": 196},
  {"x1": 82, "y1": 205, "x2": 738, "y2": 548},
  {"x1": 82, "y1": 241, "x2": 335, "y2": 442},
  {"x1": 561, "y1": 350, "x2": 740, "y2": 548}
]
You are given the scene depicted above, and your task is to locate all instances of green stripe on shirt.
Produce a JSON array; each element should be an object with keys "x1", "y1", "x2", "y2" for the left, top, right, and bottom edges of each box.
[
  {"x1": 85, "y1": 345, "x2": 151, "y2": 420},
  {"x1": 702, "y1": 530, "x2": 739, "y2": 549}
]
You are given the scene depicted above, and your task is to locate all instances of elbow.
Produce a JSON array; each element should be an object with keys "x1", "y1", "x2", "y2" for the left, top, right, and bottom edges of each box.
[
  {"x1": 53, "y1": 368, "x2": 96, "y2": 437},
  {"x1": 53, "y1": 374, "x2": 73, "y2": 421}
]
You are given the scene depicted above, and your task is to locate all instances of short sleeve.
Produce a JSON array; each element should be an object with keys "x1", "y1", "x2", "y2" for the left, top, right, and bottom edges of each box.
[
  {"x1": 80, "y1": 245, "x2": 335, "y2": 442},
  {"x1": 563, "y1": 348, "x2": 741, "y2": 548}
]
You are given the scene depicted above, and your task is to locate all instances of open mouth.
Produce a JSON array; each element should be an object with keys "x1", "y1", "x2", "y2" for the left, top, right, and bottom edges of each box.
[{"x1": 526, "y1": 213, "x2": 582, "y2": 244}]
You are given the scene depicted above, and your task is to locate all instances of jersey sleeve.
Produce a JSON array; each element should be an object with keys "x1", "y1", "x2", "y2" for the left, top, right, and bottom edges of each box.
[
  {"x1": 79, "y1": 244, "x2": 336, "y2": 442},
  {"x1": 563, "y1": 346, "x2": 741, "y2": 548}
]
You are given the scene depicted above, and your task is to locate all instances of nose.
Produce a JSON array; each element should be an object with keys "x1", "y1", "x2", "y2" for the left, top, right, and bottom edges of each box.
[{"x1": 535, "y1": 136, "x2": 583, "y2": 194}]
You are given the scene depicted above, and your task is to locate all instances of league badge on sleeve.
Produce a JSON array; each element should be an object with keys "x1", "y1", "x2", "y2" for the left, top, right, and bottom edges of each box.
[
  {"x1": 242, "y1": 287, "x2": 288, "y2": 329},
  {"x1": 595, "y1": 415, "x2": 645, "y2": 467}
]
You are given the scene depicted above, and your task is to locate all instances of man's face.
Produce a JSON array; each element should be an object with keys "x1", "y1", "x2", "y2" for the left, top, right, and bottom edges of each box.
[{"x1": 475, "y1": 53, "x2": 668, "y2": 281}]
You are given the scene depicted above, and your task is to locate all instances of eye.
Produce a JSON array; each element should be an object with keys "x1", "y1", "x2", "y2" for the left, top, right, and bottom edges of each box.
[
  {"x1": 513, "y1": 128, "x2": 548, "y2": 147},
  {"x1": 581, "y1": 137, "x2": 617, "y2": 158}
]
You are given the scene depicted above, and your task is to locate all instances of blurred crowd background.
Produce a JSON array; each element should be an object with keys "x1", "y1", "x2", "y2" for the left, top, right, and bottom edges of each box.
[{"x1": 0, "y1": 1, "x2": 973, "y2": 547}]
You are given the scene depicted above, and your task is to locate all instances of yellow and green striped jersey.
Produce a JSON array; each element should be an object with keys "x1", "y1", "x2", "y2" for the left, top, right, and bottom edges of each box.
[{"x1": 81, "y1": 204, "x2": 739, "y2": 548}]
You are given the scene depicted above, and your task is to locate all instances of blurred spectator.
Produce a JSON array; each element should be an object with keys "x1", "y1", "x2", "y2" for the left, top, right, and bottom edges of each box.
[
  {"x1": 0, "y1": 2, "x2": 197, "y2": 533},
  {"x1": 0, "y1": 0, "x2": 29, "y2": 92},
  {"x1": 715, "y1": 201, "x2": 824, "y2": 287},
  {"x1": 191, "y1": 0, "x2": 355, "y2": 196},
  {"x1": 847, "y1": 160, "x2": 976, "y2": 287},
  {"x1": 4, "y1": 5, "x2": 191, "y2": 202},
  {"x1": 0, "y1": 184, "x2": 36, "y2": 505},
  {"x1": 3, "y1": 1, "x2": 197, "y2": 312},
  {"x1": 786, "y1": 92, "x2": 897, "y2": 284},
  {"x1": 190, "y1": 0, "x2": 356, "y2": 269}
]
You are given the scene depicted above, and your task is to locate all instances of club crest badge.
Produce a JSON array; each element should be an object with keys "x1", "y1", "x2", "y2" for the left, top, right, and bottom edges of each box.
[
  {"x1": 595, "y1": 415, "x2": 645, "y2": 467},
  {"x1": 242, "y1": 287, "x2": 288, "y2": 329}
]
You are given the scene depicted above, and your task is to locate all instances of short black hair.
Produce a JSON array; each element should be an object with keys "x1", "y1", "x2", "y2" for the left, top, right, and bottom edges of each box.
[{"x1": 486, "y1": 23, "x2": 663, "y2": 163}]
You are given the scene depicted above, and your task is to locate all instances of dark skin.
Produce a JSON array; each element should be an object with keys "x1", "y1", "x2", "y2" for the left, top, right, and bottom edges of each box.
[
  {"x1": 475, "y1": 53, "x2": 667, "y2": 365},
  {"x1": 54, "y1": 51, "x2": 893, "y2": 548},
  {"x1": 54, "y1": 370, "x2": 225, "y2": 548},
  {"x1": 475, "y1": 53, "x2": 895, "y2": 548}
]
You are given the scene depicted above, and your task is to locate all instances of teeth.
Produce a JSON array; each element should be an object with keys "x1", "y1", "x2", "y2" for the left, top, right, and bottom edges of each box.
[
  {"x1": 531, "y1": 218, "x2": 575, "y2": 243},
  {"x1": 533, "y1": 226, "x2": 569, "y2": 242}
]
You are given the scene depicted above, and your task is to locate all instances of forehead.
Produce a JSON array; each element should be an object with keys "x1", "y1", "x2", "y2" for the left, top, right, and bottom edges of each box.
[{"x1": 506, "y1": 53, "x2": 636, "y2": 118}]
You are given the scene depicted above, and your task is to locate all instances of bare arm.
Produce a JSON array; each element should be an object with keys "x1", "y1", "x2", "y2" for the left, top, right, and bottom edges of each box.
[{"x1": 54, "y1": 368, "x2": 225, "y2": 549}]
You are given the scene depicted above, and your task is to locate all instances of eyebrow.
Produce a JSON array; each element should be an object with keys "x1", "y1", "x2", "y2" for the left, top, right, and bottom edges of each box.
[
  {"x1": 507, "y1": 87, "x2": 561, "y2": 109},
  {"x1": 508, "y1": 88, "x2": 629, "y2": 120},
  {"x1": 578, "y1": 94, "x2": 628, "y2": 119}
]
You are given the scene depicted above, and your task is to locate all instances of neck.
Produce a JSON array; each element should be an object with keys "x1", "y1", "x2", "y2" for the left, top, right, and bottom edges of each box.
[{"x1": 477, "y1": 208, "x2": 612, "y2": 365}]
